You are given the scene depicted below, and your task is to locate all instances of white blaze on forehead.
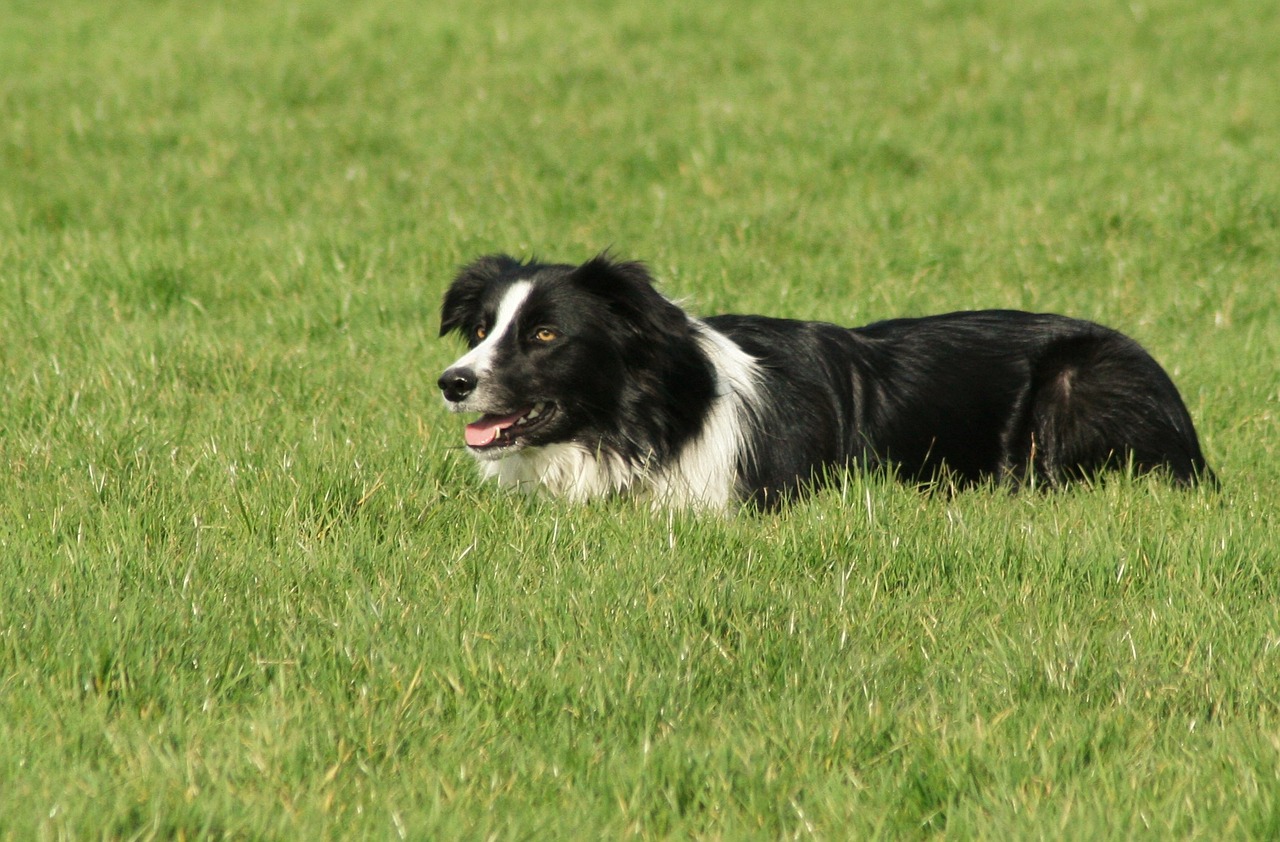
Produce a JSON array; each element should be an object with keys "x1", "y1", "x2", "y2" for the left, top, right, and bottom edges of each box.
[{"x1": 448, "y1": 280, "x2": 533, "y2": 375}]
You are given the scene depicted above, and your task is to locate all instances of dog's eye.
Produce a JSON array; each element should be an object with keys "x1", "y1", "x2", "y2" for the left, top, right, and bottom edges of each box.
[
  {"x1": 533, "y1": 328, "x2": 559, "y2": 343},
  {"x1": 474, "y1": 325, "x2": 487, "y2": 341}
]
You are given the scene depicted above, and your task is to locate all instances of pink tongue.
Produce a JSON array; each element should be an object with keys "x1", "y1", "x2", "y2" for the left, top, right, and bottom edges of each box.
[{"x1": 464, "y1": 411, "x2": 526, "y2": 447}]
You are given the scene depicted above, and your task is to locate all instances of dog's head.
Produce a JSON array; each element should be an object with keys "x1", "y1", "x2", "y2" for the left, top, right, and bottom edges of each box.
[{"x1": 438, "y1": 253, "x2": 696, "y2": 459}]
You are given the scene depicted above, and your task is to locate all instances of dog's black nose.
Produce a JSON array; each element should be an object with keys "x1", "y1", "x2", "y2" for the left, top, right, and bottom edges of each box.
[{"x1": 438, "y1": 367, "x2": 478, "y2": 402}]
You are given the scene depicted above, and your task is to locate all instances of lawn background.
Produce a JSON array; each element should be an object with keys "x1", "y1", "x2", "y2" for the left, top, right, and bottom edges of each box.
[{"x1": 1, "y1": 0, "x2": 1278, "y2": 838}]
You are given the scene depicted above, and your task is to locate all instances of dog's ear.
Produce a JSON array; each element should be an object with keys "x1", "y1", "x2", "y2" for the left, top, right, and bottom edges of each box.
[
  {"x1": 439, "y1": 254, "x2": 523, "y2": 337},
  {"x1": 571, "y1": 253, "x2": 689, "y2": 338}
]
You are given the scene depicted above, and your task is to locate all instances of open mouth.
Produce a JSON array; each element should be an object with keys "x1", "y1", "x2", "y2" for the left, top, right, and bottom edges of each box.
[{"x1": 464, "y1": 402, "x2": 557, "y2": 450}]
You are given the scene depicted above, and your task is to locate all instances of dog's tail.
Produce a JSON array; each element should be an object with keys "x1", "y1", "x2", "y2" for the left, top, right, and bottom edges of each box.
[{"x1": 1020, "y1": 332, "x2": 1214, "y2": 487}]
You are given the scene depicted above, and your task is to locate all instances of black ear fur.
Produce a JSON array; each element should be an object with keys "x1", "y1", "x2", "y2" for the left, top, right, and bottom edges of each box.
[
  {"x1": 569, "y1": 253, "x2": 717, "y2": 441},
  {"x1": 439, "y1": 254, "x2": 524, "y2": 337},
  {"x1": 570, "y1": 253, "x2": 691, "y2": 340}
]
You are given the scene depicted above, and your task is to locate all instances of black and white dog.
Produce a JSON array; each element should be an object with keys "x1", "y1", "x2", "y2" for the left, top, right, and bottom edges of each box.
[{"x1": 438, "y1": 253, "x2": 1213, "y2": 508}]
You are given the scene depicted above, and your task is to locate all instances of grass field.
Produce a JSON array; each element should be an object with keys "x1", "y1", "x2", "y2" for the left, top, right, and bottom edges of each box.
[{"x1": 2, "y1": 0, "x2": 1279, "y2": 837}]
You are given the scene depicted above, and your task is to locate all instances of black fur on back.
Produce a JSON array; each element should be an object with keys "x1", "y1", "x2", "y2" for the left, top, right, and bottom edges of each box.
[{"x1": 712, "y1": 310, "x2": 1214, "y2": 503}]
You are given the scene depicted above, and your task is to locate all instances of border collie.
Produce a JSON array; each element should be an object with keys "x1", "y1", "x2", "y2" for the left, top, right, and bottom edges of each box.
[{"x1": 438, "y1": 253, "x2": 1213, "y2": 509}]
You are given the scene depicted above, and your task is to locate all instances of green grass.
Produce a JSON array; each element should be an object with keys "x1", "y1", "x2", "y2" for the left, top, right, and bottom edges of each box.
[{"x1": 2, "y1": 0, "x2": 1279, "y2": 837}]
